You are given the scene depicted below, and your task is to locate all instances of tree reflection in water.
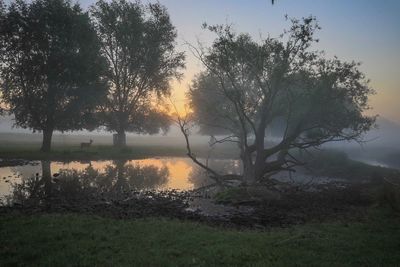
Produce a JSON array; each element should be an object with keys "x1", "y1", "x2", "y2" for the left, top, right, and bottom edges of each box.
[
  {"x1": 9, "y1": 160, "x2": 170, "y2": 206},
  {"x1": 108, "y1": 160, "x2": 169, "y2": 192},
  {"x1": 6, "y1": 158, "x2": 242, "y2": 207},
  {"x1": 187, "y1": 159, "x2": 241, "y2": 188}
]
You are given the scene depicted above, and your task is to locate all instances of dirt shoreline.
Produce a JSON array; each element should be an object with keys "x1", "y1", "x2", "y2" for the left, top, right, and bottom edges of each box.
[{"x1": 0, "y1": 183, "x2": 374, "y2": 229}]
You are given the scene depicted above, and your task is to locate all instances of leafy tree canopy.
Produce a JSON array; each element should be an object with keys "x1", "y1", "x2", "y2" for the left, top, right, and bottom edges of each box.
[
  {"x1": 91, "y1": 0, "x2": 185, "y2": 146},
  {"x1": 187, "y1": 17, "x2": 375, "y2": 183},
  {"x1": 0, "y1": 0, "x2": 107, "y2": 151}
]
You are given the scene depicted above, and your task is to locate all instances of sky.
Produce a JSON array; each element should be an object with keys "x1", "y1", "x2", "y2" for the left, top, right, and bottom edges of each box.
[
  {"x1": 4, "y1": 0, "x2": 400, "y2": 123},
  {"x1": 126, "y1": 0, "x2": 399, "y2": 123}
]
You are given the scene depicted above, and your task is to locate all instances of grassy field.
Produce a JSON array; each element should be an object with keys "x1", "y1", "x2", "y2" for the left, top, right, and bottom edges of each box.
[
  {"x1": 0, "y1": 143, "x2": 240, "y2": 161},
  {"x1": 301, "y1": 150, "x2": 400, "y2": 182},
  {"x1": 1, "y1": 208, "x2": 399, "y2": 266},
  {"x1": 0, "y1": 144, "x2": 186, "y2": 160},
  {"x1": 0, "y1": 144, "x2": 241, "y2": 161}
]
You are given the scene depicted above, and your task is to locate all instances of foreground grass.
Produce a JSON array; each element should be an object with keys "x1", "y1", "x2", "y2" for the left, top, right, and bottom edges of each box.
[{"x1": 1, "y1": 208, "x2": 399, "y2": 266}]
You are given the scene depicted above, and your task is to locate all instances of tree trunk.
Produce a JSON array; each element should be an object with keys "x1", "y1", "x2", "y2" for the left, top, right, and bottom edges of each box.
[
  {"x1": 41, "y1": 160, "x2": 52, "y2": 207},
  {"x1": 242, "y1": 151, "x2": 256, "y2": 184},
  {"x1": 254, "y1": 159, "x2": 266, "y2": 182},
  {"x1": 114, "y1": 160, "x2": 127, "y2": 193},
  {"x1": 41, "y1": 128, "x2": 53, "y2": 152},
  {"x1": 114, "y1": 129, "x2": 126, "y2": 147},
  {"x1": 254, "y1": 120, "x2": 267, "y2": 182}
]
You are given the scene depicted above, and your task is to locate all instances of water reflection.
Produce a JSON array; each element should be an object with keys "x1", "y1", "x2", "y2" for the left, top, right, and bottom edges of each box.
[
  {"x1": 107, "y1": 160, "x2": 169, "y2": 191},
  {"x1": 0, "y1": 157, "x2": 241, "y2": 204},
  {"x1": 8, "y1": 160, "x2": 169, "y2": 205}
]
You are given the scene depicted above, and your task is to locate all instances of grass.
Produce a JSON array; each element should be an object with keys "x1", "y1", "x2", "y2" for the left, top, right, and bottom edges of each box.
[
  {"x1": 1, "y1": 208, "x2": 399, "y2": 266},
  {"x1": 0, "y1": 144, "x2": 188, "y2": 161},
  {"x1": 300, "y1": 149, "x2": 400, "y2": 182},
  {"x1": 214, "y1": 187, "x2": 253, "y2": 203},
  {"x1": 0, "y1": 143, "x2": 238, "y2": 161}
]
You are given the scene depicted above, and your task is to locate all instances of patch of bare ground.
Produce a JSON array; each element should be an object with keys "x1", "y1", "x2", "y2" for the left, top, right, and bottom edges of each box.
[{"x1": 0, "y1": 181, "x2": 378, "y2": 229}]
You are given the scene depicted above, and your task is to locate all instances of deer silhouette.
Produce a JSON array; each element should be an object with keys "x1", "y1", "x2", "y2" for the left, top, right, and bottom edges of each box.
[{"x1": 80, "y1": 139, "x2": 93, "y2": 149}]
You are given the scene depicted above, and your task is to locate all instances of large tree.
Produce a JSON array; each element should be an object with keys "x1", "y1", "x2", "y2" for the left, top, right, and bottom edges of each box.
[
  {"x1": 0, "y1": 0, "x2": 107, "y2": 152},
  {"x1": 91, "y1": 0, "x2": 185, "y2": 147},
  {"x1": 184, "y1": 17, "x2": 375, "y2": 184}
]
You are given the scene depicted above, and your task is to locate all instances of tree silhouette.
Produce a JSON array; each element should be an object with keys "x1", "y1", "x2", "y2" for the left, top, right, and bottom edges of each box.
[
  {"x1": 184, "y1": 17, "x2": 375, "y2": 184},
  {"x1": 0, "y1": 0, "x2": 107, "y2": 151},
  {"x1": 91, "y1": 0, "x2": 185, "y2": 147}
]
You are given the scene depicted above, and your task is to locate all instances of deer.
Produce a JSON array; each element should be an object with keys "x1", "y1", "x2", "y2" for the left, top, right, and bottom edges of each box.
[{"x1": 80, "y1": 139, "x2": 93, "y2": 149}]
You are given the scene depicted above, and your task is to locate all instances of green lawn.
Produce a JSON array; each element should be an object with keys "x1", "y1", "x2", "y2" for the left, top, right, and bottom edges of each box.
[{"x1": 1, "y1": 208, "x2": 399, "y2": 266}]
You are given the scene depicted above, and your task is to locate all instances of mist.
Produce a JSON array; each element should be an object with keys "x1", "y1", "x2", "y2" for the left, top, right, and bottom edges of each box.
[
  {"x1": 1, "y1": 0, "x2": 399, "y2": 265},
  {"x1": 2, "y1": 113, "x2": 399, "y2": 169}
]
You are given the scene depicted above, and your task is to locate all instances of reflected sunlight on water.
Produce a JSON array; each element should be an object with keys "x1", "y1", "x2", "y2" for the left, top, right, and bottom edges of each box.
[{"x1": 0, "y1": 157, "x2": 241, "y2": 202}]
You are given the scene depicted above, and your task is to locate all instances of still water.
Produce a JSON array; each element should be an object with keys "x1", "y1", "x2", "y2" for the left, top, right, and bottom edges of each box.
[{"x1": 0, "y1": 157, "x2": 242, "y2": 203}]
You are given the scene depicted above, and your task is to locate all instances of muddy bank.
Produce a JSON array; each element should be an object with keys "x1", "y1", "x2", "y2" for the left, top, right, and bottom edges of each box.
[
  {"x1": 0, "y1": 182, "x2": 375, "y2": 229},
  {"x1": 0, "y1": 159, "x2": 39, "y2": 168}
]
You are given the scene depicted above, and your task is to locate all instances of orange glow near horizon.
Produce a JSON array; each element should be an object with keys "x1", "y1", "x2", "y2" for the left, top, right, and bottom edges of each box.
[
  {"x1": 53, "y1": 158, "x2": 196, "y2": 191},
  {"x1": 133, "y1": 158, "x2": 194, "y2": 190},
  {"x1": 168, "y1": 78, "x2": 192, "y2": 118}
]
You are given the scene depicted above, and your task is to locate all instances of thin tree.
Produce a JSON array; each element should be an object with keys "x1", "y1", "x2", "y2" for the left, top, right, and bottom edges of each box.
[
  {"x1": 91, "y1": 0, "x2": 185, "y2": 147},
  {"x1": 0, "y1": 0, "x2": 107, "y2": 152}
]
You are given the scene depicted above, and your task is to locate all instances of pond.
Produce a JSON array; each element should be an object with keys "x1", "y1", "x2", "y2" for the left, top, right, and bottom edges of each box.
[
  {"x1": 0, "y1": 155, "x2": 350, "y2": 208},
  {"x1": 0, "y1": 157, "x2": 242, "y2": 204},
  {"x1": 0, "y1": 156, "x2": 366, "y2": 221}
]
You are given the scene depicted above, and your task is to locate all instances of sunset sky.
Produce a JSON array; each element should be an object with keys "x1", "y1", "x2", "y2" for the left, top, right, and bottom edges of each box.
[{"x1": 133, "y1": 0, "x2": 400, "y2": 122}]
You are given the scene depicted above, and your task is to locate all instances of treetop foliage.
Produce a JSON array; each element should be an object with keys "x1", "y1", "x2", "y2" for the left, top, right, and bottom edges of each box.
[
  {"x1": 0, "y1": 0, "x2": 107, "y2": 132},
  {"x1": 190, "y1": 16, "x2": 374, "y2": 144},
  {"x1": 187, "y1": 16, "x2": 375, "y2": 181},
  {"x1": 91, "y1": 0, "x2": 185, "y2": 135}
]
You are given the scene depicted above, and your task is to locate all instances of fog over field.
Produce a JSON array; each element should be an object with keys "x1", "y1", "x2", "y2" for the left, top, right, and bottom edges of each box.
[
  {"x1": 0, "y1": 114, "x2": 206, "y2": 146},
  {"x1": 1, "y1": 1, "x2": 400, "y2": 265},
  {"x1": 1, "y1": 114, "x2": 399, "y2": 169}
]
